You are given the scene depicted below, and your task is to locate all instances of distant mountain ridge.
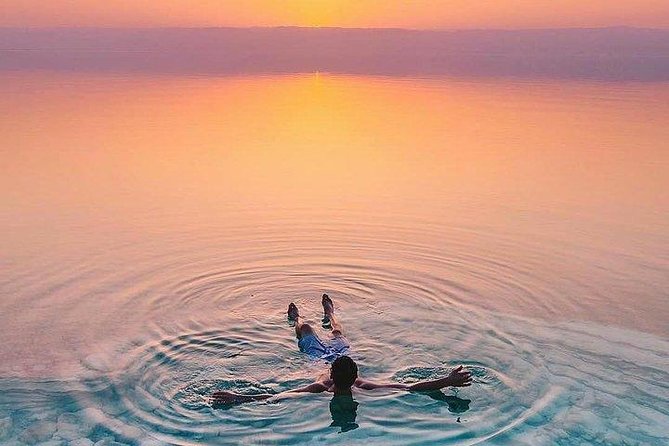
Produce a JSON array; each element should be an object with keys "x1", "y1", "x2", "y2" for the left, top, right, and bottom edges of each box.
[{"x1": 1, "y1": 27, "x2": 668, "y2": 80}]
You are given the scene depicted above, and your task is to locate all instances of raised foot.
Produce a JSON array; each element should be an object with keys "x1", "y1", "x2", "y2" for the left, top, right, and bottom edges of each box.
[
  {"x1": 287, "y1": 302, "x2": 299, "y2": 322},
  {"x1": 321, "y1": 294, "x2": 334, "y2": 327},
  {"x1": 322, "y1": 294, "x2": 335, "y2": 315}
]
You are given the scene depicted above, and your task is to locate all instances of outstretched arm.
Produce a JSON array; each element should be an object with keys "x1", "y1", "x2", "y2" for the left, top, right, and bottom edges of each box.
[
  {"x1": 407, "y1": 366, "x2": 472, "y2": 391},
  {"x1": 355, "y1": 366, "x2": 472, "y2": 392},
  {"x1": 211, "y1": 382, "x2": 328, "y2": 406}
]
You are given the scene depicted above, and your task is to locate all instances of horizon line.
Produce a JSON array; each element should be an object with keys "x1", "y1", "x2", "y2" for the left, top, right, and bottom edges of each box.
[{"x1": 2, "y1": 25, "x2": 668, "y2": 32}]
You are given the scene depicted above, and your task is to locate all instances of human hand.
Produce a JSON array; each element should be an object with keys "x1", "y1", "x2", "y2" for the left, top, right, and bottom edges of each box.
[
  {"x1": 446, "y1": 366, "x2": 472, "y2": 387},
  {"x1": 211, "y1": 390, "x2": 249, "y2": 405}
]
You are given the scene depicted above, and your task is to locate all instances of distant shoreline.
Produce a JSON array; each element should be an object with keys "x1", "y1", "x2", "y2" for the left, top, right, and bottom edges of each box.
[{"x1": 1, "y1": 27, "x2": 668, "y2": 81}]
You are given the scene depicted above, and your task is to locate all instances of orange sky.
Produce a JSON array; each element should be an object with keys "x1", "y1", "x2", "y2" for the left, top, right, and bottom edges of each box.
[{"x1": 1, "y1": 0, "x2": 668, "y2": 29}]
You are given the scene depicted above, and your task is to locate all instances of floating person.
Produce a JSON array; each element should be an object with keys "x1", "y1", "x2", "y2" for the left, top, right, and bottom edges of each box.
[{"x1": 211, "y1": 294, "x2": 472, "y2": 423}]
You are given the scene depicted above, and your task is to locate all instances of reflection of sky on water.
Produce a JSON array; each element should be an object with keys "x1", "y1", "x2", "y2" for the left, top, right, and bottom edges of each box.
[{"x1": 1, "y1": 72, "x2": 667, "y2": 444}]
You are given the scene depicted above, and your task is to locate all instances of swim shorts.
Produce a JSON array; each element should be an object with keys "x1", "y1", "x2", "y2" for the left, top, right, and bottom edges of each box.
[{"x1": 298, "y1": 334, "x2": 350, "y2": 362}]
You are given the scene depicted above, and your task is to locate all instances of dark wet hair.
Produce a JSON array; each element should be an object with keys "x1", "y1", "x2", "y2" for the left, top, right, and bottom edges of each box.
[{"x1": 331, "y1": 356, "x2": 358, "y2": 389}]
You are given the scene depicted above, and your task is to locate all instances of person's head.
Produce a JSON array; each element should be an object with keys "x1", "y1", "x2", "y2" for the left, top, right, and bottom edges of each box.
[{"x1": 330, "y1": 355, "x2": 358, "y2": 390}]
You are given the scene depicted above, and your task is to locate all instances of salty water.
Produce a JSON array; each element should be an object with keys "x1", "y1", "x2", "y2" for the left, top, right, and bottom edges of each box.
[{"x1": 1, "y1": 73, "x2": 668, "y2": 445}]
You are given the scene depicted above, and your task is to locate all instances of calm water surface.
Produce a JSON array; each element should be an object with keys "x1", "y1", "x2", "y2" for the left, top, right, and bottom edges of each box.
[{"x1": 1, "y1": 73, "x2": 668, "y2": 445}]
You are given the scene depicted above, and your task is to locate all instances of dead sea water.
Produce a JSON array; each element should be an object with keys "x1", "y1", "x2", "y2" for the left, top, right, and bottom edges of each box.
[{"x1": 1, "y1": 73, "x2": 668, "y2": 445}]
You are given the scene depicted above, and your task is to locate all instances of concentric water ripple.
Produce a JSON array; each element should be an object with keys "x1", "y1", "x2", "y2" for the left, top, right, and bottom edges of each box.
[{"x1": 1, "y1": 211, "x2": 668, "y2": 445}]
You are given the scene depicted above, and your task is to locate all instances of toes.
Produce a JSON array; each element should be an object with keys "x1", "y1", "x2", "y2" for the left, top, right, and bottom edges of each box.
[
  {"x1": 321, "y1": 294, "x2": 334, "y2": 311},
  {"x1": 287, "y1": 302, "x2": 299, "y2": 319}
]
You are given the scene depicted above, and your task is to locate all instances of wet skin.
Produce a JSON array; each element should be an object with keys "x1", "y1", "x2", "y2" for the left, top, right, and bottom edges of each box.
[{"x1": 212, "y1": 295, "x2": 473, "y2": 406}]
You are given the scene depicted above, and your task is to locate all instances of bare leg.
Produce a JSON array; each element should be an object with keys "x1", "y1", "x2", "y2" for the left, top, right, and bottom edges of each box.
[
  {"x1": 288, "y1": 302, "x2": 315, "y2": 340},
  {"x1": 322, "y1": 294, "x2": 344, "y2": 337}
]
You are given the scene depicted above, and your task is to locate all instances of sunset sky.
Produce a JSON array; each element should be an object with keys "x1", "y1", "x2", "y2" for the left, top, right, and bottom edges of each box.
[{"x1": 2, "y1": 0, "x2": 668, "y2": 29}]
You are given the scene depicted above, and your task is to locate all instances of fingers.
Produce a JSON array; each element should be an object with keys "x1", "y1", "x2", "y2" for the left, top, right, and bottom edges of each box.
[
  {"x1": 460, "y1": 375, "x2": 472, "y2": 385},
  {"x1": 454, "y1": 366, "x2": 470, "y2": 377},
  {"x1": 450, "y1": 366, "x2": 473, "y2": 387},
  {"x1": 450, "y1": 366, "x2": 469, "y2": 376}
]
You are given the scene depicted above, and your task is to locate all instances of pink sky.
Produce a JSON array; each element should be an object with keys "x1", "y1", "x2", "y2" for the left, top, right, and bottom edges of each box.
[{"x1": 1, "y1": 0, "x2": 668, "y2": 29}]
